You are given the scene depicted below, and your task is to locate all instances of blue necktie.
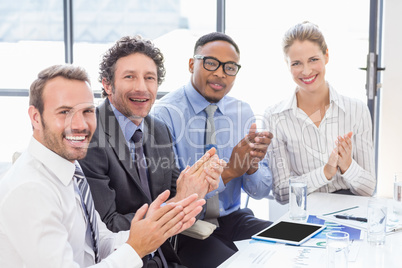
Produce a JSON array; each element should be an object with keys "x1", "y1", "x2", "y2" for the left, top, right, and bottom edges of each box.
[{"x1": 74, "y1": 164, "x2": 100, "y2": 263}]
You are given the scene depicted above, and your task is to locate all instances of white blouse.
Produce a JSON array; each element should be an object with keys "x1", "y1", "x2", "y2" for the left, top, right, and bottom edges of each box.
[{"x1": 264, "y1": 85, "x2": 376, "y2": 204}]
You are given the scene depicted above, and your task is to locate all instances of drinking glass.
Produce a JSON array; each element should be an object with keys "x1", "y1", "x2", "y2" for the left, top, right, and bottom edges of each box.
[
  {"x1": 326, "y1": 231, "x2": 349, "y2": 268},
  {"x1": 367, "y1": 198, "x2": 387, "y2": 245},
  {"x1": 289, "y1": 177, "x2": 307, "y2": 220}
]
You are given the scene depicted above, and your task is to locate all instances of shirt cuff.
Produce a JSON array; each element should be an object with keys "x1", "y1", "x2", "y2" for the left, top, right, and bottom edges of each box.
[
  {"x1": 340, "y1": 159, "x2": 360, "y2": 181},
  {"x1": 205, "y1": 176, "x2": 225, "y2": 199},
  {"x1": 105, "y1": 243, "x2": 143, "y2": 268},
  {"x1": 242, "y1": 166, "x2": 273, "y2": 198},
  {"x1": 314, "y1": 166, "x2": 331, "y2": 185},
  {"x1": 243, "y1": 168, "x2": 260, "y2": 181}
]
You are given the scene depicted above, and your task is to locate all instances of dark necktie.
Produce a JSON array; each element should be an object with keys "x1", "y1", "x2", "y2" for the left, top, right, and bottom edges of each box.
[
  {"x1": 132, "y1": 129, "x2": 168, "y2": 268},
  {"x1": 74, "y1": 164, "x2": 100, "y2": 263},
  {"x1": 132, "y1": 129, "x2": 152, "y2": 200},
  {"x1": 204, "y1": 105, "x2": 220, "y2": 226}
]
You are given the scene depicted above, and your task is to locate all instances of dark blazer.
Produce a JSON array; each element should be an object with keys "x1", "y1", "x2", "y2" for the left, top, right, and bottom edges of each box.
[{"x1": 79, "y1": 99, "x2": 182, "y2": 266}]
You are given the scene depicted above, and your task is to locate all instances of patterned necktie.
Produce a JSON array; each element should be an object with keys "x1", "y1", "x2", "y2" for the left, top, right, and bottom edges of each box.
[
  {"x1": 132, "y1": 129, "x2": 168, "y2": 268},
  {"x1": 204, "y1": 105, "x2": 220, "y2": 226},
  {"x1": 74, "y1": 164, "x2": 100, "y2": 263}
]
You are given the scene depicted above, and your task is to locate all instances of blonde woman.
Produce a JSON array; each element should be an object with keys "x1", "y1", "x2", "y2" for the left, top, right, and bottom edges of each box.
[{"x1": 264, "y1": 22, "x2": 376, "y2": 204}]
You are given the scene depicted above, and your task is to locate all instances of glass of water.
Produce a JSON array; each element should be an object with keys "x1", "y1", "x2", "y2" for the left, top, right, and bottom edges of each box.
[
  {"x1": 289, "y1": 177, "x2": 307, "y2": 220},
  {"x1": 326, "y1": 231, "x2": 349, "y2": 268},
  {"x1": 367, "y1": 198, "x2": 387, "y2": 245}
]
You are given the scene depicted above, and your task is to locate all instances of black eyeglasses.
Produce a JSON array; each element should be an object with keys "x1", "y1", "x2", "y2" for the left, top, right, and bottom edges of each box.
[{"x1": 193, "y1": 55, "x2": 241, "y2": 76}]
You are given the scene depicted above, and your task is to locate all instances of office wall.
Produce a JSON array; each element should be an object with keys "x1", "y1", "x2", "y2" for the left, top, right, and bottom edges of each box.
[{"x1": 377, "y1": 0, "x2": 402, "y2": 197}]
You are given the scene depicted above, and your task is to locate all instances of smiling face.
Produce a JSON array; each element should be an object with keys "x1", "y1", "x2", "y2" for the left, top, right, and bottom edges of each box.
[
  {"x1": 189, "y1": 40, "x2": 240, "y2": 103},
  {"x1": 286, "y1": 40, "x2": 329, "y2": 94},
  {"x1": 29, "y1": 76, "x2": 96, "y2": 162},
  {"x1": 104, "y1": 53, "x2": 158, "y2": 125}
]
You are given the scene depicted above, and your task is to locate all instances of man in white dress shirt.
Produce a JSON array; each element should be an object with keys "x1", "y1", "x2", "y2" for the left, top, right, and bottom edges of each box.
[{"x1": 0, "y1": 64, "x2": 205, "y2": 267}]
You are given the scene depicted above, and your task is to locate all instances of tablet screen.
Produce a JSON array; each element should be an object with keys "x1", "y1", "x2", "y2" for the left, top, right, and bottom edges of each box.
[{"x1": 252, "y1": 221, "x2": 325, "y2": 245}]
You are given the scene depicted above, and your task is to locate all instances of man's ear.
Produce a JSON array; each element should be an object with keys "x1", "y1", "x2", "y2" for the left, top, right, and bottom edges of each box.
[
  {"x1": 189, "y1": 58, "x2": 195, "y2": 74},
  {"x1": 102, "y1": 78, "x2": 113, "y2": 95},
  {"x1": 28, "y1": 105, "x2": 41, "y2": 130}
]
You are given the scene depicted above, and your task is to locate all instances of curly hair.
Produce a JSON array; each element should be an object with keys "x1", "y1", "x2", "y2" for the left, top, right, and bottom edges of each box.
[{"x1": 99, "y1": 35, "x2": 166, "y2": 98}]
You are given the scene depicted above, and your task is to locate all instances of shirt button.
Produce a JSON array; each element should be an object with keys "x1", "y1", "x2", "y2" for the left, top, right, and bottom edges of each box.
[{"x1": 220, "y1": 208, "x2": 224, "y2": 212}]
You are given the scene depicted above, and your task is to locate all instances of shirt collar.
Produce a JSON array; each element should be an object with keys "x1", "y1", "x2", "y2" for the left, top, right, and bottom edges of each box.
[
  {"x1": 184, "y1": 81, "x2": 226, "y2": 115},
  {"x1": 110, "y1": 102, "x2": 144, "y2": 143},
  {"x1": 271, "y1": 83, "x2": 346, "y2": 115},
  {"x1": 328, "y1": 84, "x2": 345, "y2": 112},
  {"x1": 28, "y1": 136, "x2": 76, "y2": 186}
]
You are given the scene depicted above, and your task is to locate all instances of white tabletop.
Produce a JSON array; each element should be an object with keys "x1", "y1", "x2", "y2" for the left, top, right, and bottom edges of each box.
[{"x1": 219, "y1": 192, "x2": 402, "y2": 268}]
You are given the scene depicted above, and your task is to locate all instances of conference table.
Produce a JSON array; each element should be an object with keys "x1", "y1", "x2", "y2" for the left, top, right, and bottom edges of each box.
[{"x1": 219, "y1": 192, "x2": 402, "y2": 268}]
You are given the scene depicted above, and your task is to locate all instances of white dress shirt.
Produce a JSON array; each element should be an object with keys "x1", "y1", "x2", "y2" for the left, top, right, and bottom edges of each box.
[
  {"x1": 264, "y1": 84, "x2": 376, "y2": 203},
  {"x1": 0, "y1": 137, "x2": 142, "y2": 268}
]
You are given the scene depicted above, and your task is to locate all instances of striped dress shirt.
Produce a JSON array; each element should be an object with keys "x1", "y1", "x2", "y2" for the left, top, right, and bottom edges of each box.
[{"x1": 263, "y1": 84, "x2": 376, "y2": 204}]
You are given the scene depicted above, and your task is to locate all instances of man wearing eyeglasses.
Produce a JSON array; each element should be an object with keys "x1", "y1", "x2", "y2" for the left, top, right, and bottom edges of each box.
[{"x1": 151, "y1": 32, "x2": 274, "y2": 268}]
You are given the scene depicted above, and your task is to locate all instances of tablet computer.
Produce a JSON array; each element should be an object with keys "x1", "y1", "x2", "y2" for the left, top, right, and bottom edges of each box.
[{"x1": 251, "y1": 221, "x2": 326, "y2": 246}]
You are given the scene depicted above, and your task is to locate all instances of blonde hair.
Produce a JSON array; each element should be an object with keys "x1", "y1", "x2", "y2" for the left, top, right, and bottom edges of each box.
[{"x1": 282, "y1": 21, "x2": 327, "y2": 56}]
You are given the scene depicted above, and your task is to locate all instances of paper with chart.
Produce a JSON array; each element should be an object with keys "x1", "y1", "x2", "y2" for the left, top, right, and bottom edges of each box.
[
  {"x1": 304, "y1": 215, "x2": 362, "y2": 261},
  {"x1": 220, "y1": 240, "x2": 324, "y2": 268}
]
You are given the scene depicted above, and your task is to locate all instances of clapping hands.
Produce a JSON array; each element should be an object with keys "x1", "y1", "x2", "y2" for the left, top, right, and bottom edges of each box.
[
  {"x1": 324, "y1": 131, "x2": 353, "y2": 179},
  {"x1": 221, "y1": 123, "x2": 273, "y2": 184},
  {"x1": 172, "y1": 147, "x2": 226, "y2": 202}
]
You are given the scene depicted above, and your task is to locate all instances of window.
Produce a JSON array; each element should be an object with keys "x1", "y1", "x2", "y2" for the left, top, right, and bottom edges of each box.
[
  {"x1": 73, "y1": 0, "x2": 217, "y2": 95},
  {"x1": 226, "y1": 0, "x2": 369, "y2": 117},
  {"x1": 0, "y1": 0, "x2": 216, "y2": 165},
  {"x1": 0, "y1": 1, "x2": 64, "y2": 165}
]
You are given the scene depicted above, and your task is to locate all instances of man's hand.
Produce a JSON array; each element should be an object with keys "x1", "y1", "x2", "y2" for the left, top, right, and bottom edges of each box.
[
  {"x1": 221, "y1": 123, "x2": 273, "y2": 184},
  {"x1": 169, "y1": 193, "x2": 206, "y2": 233},
  {"x1": 126, "y1": 190, "x2": 205, "y2": 258},
  {"x1": 247, "y1": 124, "x2": 273, "y2": 174},
  {"x1": 203, "y1": 154, "x2": 226, "y2": 193},
  {"x1": 126, "y1": 190, "x2": 185, "y2": 258},
  {"x1": 337, "y1": 132, "x2": 353, "y2": 174},
  {"x1": 172, "y1": 147, "x2": 225, "y2": 201}
]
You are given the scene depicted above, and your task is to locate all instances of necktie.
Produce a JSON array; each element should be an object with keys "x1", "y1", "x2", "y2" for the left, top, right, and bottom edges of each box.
[
  {"x1": 132, "y1": 129, "x2": 168, "y2": 268},
  {"x1": 74, "y1": 164, "x2": 100, "y2": 263},
  {"x1": 204, "y1": 105, "x2": 220, "y2": 226},
  {"x1": 132, "y1": 129, "x2": 152, "y2": 200}
]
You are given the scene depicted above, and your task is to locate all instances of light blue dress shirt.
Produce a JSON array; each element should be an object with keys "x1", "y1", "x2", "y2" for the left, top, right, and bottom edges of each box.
[
  {"x1": 110, "y1": 103, "x2": 152, "y2": 180},
  {"x1": 152, "y1": 82, "x2": 272, "y2": 217},
  {"x1": 110, "y1": 103, "x2": 143, "y2": 145}
]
